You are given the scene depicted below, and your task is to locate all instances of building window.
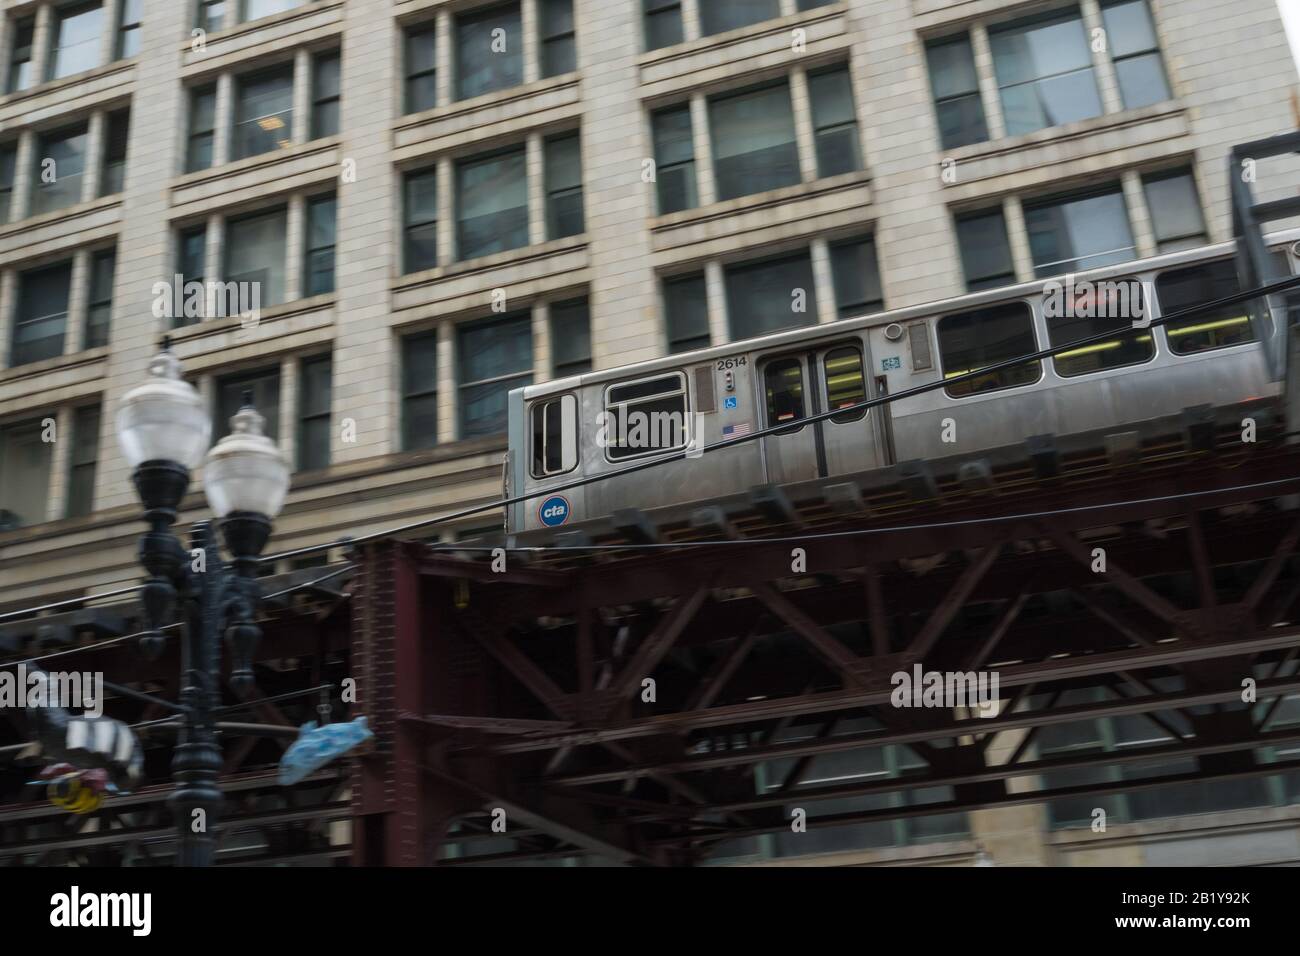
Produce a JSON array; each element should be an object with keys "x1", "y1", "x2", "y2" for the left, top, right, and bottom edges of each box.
[
  {"x1": 48, "y1": 2, "x2": 104, "y2": 82},
  {"x1": 233, "y1": 64, "x2": 294, "y2": 160},
  {"x1": 66, "y1": 404, "x2": 100, "y2": 518},
  {"x1": 830, "y1": 236, "x2": 883, "y2": 318},
  {"x1": 186, "y1": 85, "x2": 217, "y2": 173},
  {"x1": 11, "y1": 261, "x2": 71, "y2": 367},
  {"x1": 198, "y1": 1, "x2": 227, "y2": 32},
  {"x1": 709, "y1": 82, "x2": 800, "y2": 201},
  {"x1": 1143, "y1": 169, "x2": 1207, "y2": 253},
  {"x1": 926, "y1": 36, "x2": 988, "y2": 149},
  {"x1": 117, "y1": 0, "x2": 142, "y2": 58},
  {"x1": 32, "y1": 124, "x2": 88, "y2": 216},
  {"x1": 7, "y1": 18, "x2": 35, "y2": 93},
  {"x1": 458, "y1": 313, "x2": 532, "y2": 439},
  {"x1": 700, "y1": 0, "x2": 779, "y2": 37},
  {"x1": 297, "y1": 355, "x2": 331, "y2": 471},
  {"x1": 85, "y1": 248, "x2": 115, "y2": 348},
  {"x1": 305, "y1": 193, "x2": 336, "y2": 296},
  {"x1": 643, "y1": 0, "x2": 682, "y2": 51},
  {"x1": 544, "y1": 132, "x2": 584, "y2": 240},
  {"x1": 651, "y1": 105, "x2": 696, "y2": 214},
  {"x1": 0, "y1": 417, "x2": 54, "y2": 530},
  {"x1": 456, "y1": 146, "x2": 528, "y2": 260},
  {"x1": 938, "y1": 302, "x2": 1040, "y2": 398},
  {"x1": 216, "y1": 366, "x2": 281, "y2": 440},
  {"x1": 1158, "y1": 259, "x2": 1256, "y2": 355},
  {"x1": 663, "y1": 273, "x2": 710, "y2": 353},
  {"x1": 312, "y1": 51, "x2": 341, "y2": 139},
  {"x1": 539, "y1": 0, "x2": 575, "y2": 77},
  {"x1": 808, "y1": 66, "x2": 861, "y2": 178},
  {"x1": 1102, "y1": 0, "x2": 1170, "y2": 109},
  {"x1": 989, "y1": 9, "x2": 1102, "y2": 137},
  {"x1": 726, "y1": 250, "x2": 817, "y2": 341},
  {"x1": 243, "y1": 0, "x2": 299, "y2": 21},
  {"x1": 549, "y1": 297, "x2": 591, "y2": 377},
  {"x1": 456, "y1": 2, "x2": 523, "y2": 101},
  {"x1": 1023, "y1": 184, "x2": 1134, "y2": 278},
  {"x1": 955, "y1": 208, "x2": 1015, "y2": 292},
  {"x1": 99, "y1": 109, "x2": 129, "y2": 197},
  {"x1": 404, "y1": 23, "x2": 438, "y2": 113},
  {"x1": 401, "y1": 330, "x2": 439, "y2": 450},
  {"x1": 175, "y1": 226, "x2": 207, "y2": 329},
  {"x1": 403, "y1": 167, "x2": 438, "y2": 273},
  {"x1": 0, "y1": 145, "x2": 15, "y2": 223},
  {"x1": 224, "y1": 206, "x2": 288, "y2": 306}
]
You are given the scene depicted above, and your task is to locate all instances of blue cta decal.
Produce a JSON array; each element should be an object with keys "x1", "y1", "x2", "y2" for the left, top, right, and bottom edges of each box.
[{"x1": 539, "y1": 495, "x2": 571, "y2": 527}]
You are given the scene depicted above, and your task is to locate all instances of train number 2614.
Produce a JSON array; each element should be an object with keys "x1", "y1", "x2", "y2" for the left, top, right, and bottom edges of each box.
[{"x1": 716, "y1": 356, "x2": 748, "y2": 370}]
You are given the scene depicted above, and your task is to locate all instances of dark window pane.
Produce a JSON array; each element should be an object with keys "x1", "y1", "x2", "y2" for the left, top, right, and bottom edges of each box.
[
  {"x1": 12, "y1": 262, "x2": 71, "y2": 366},
  {"x1": 402, "y1": 331, "x2": 439, "y2": 450},
  {"x1": 457, "y1": 147, "x2": 528, "y2": 259},
  {"x1": 700, "y1": 0, "x2": 779, "y2": 36},
  {"x1": 0, "y1": 418, "x2": 53, "y2": 528},
  {"x1": 404, "y1": 168, "x2": 439, "y2": 272},
  {"x1": 990, "y1": 11, "x2": 1101, "y2": 135},
  {"x1": 7, "y1": 19, "x2": 35, "y2": 93},
  {"x1": 99, "y1": 110, "x2": 130, "y2": 197},
  {"x1": 830, "y1": 236, "x2": 883, "y2": 318},
  {"x1": 85, "y1": 249, "x2": 116, "y2": 349},
  {"x1": 306, "y1": 195, "x2": 337, "y2": 296},
  {"x1": 458, "y1": 313, "x2": 532, "y2": 438},
  {"x1": 66, "y1": 404, "x2": 101, "y2": 517},
  {"x1": 550, "y1": 297, "x2": 591, "y2": 376},
  {"x1": 1143, "y1": 170, "x2": 1206, "y2": 251},
  {"x1": 1158, "y1": 259, "x2": 1257, "y2": 355},
  {"x1": 809, "y1": 67, "x2": 860, "y2": 177},
  {"x1": 32, "y1": 126, "x2": 88, "y2": 215},
  {"x1": 312, "y1": 53, "x2": 341, "y2": 138},
  {"x1": 643, "y1": 1, "x2": 683, "y2": 51},
  {"x1": 224, "y1": 207, "x2": 287, "y2": 306},
  {"x1": 764, "y1": 357, "x2": 805, "y2": 428},
  {"x1": 187, "y1": 86, "x2": 217, "y2": 172},
  {"x1": 955, "y1": 209, "x2": 1015, "y2": 291},
  {"x1": 824, "y1": 347, "x2": 866, "y2": 422},
  {"x1": 456, "y1": 3, "x2": 523, "y2": 100},
  {"x1": 664, "y1": 274, "x2": 710, "y2": 353},
  {"x1": 405, "y1": 25, "x2": 439, "y2": 113},
  {"x1": 1114, "y1": 52, "x2": 1170, "y2": 109},
  {"x1": 1047, "y1": 281, "x2": 1153, "y2": 377},
  {"x1": 216, "y1": 367, "x2": 281, "y2": 440},
  {"x1": 1024, "y1": 186, "x2": 1134, "y2": 278},
  {"x1": 233, "y1": 66, "x2": 294, "y2": 160},
  {"x1": 725, "y1": 251, "x2": 817, "y2": 340},
  {"x1": 652, "y1": 106, "x2": 697, "y2": 213},
  {"x1": 545, "y1": 133, "x2": 584, "y2": 239},
  {"x1": 710, "y1": 83, "x2": 800, "y2": 200},
  {"x1": 298, "y1": 356, "x2": 331, "y2": 470},
  {"x1": 540, "y1": 0, "x2": 575, "y2": 77},
  {"x1": 934, "y1": 92, "x2": 988, "y2": 150},
  {"x1": 938, "y1": 302, "x2": 1040, "y2": 397},
  {"x1": 50, "y1": 2, "x2": 104, "y2": 81}
]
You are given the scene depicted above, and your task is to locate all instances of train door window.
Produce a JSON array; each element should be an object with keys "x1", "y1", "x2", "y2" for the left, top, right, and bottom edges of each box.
[
  {"x1": 1157, "y1": 259, "x2": 1255, "y2": 355},
  {"x1": 938, "y1": 301, "x2": 1041, "y2": 397},
  {"x1": 530, "y1": 394, "x2": 578, "y2": 477},
  {"x1": 603, "y1": 372, "x2": 689, "y2": 461},
  {"x1": 1047, "y1": 279, "x2": 1154, "y2": 377},
  {"x1": 823, "y1": 347, "x2": 867, "y2": 422},
  {"x1": 764, "y1": 358, "x2": 806, "y2": 430}
]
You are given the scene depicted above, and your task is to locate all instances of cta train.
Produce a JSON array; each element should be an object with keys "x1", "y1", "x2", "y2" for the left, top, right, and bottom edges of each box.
[{"x1": 505, "y1": 230, "x2": 1300, "y2": 534}]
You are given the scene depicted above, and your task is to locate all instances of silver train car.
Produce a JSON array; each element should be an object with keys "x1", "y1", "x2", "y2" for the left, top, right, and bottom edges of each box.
[{"x1": 505, "y1": 230, "x2": 1300, "y2": 534}]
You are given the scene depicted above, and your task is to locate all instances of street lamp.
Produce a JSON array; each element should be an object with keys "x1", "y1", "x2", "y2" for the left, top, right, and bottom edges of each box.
[{"x1": 116, "y1": 340, "x2": 289, "y2": 866}]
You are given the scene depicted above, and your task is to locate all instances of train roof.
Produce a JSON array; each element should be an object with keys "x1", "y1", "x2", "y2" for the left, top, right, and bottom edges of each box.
[{"x1": 519, "y1": 225, "x2": 1300, "y2": 402}]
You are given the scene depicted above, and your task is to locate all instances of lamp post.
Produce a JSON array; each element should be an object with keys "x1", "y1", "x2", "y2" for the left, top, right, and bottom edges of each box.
[{"x1": 116, "y1": 341, "x2": 289, "y2": 866}]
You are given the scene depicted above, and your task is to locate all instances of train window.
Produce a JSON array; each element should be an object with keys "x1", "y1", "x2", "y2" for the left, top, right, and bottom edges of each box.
[
  {"x1": 823, "y1": 347, "x2": 867, "y2": 423},
  {"x1": 1157, "y1": 259, "x2": 1255, "y2": 355},
  {"x1": 937, "y1": 302, "x2": 1040, "y2": 398},
  {"x1": 1046, "y1": 279, "x2": 1154, "y2": 377},
  {"x1": 603, "y1": 373, "x2": 689, "y2": 461},
  {"x1": 764, "y1": 358, "x2": 806, "y2": 431},
  {"x1": 529, "y1": 394, "x2": 578, "y2": 477}
]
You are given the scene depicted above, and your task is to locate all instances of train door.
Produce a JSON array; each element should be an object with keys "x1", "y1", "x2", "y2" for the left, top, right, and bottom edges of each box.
[
  {"x1": 759, "y1": 354, "x2": 820, "y2": 484},
  {"x1": 759, "y1": 342, "x2": 885, "y2": 485}
]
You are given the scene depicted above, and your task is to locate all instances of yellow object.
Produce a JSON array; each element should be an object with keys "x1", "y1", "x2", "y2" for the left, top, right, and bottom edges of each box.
[{"x1": 48, "y1": 777, "x2": 103, "y2": 815}]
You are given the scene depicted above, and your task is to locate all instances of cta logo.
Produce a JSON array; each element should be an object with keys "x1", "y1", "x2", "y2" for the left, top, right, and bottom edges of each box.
[{"x1": 539, "y1": 495, "x2": 571, "y2": 527}]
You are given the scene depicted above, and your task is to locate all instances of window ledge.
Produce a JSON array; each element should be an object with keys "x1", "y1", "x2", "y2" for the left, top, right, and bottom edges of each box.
[
  {"x1": 291, "y1": 434, "x2": 509, "y2": 494},
  {"x1": 944, "y1": 101, "x2": 1187, "y2": 167},
  {"x1": 637, "y1": 3, "x2": 845, "y2": 68},
  {"x1": 395, "y1": 234, "x2": 589, "y2": 290},
  {"x1": 167, "y1": 293, "x2": 336, "y2": 345},
  {"x1": 180, "y1": 0, "x2": 346, "y2": 52},
  {"x1": 651, "y1": 170, "x2": 871, "y2": 232},
  {"x1": 173, "y1": 136, "x2": 341, "y2": 192},
  {"x1": 396, "y1": 72, "x2": 581, "y2": 134},
  {"x1": 0, "y1": 347, "x2": 109, "y2": 387},
  {"x1": 0, "y1": 193, "x2": 121, "y2": 241},
  {"x1": 0, "y1": 58, "x2": 136, "y2": 110}
]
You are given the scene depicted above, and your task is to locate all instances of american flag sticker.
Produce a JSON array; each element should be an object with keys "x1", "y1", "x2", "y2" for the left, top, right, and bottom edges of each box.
[{"x1": 723, "y1": 422, "x2": 751, "y2": 437}]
